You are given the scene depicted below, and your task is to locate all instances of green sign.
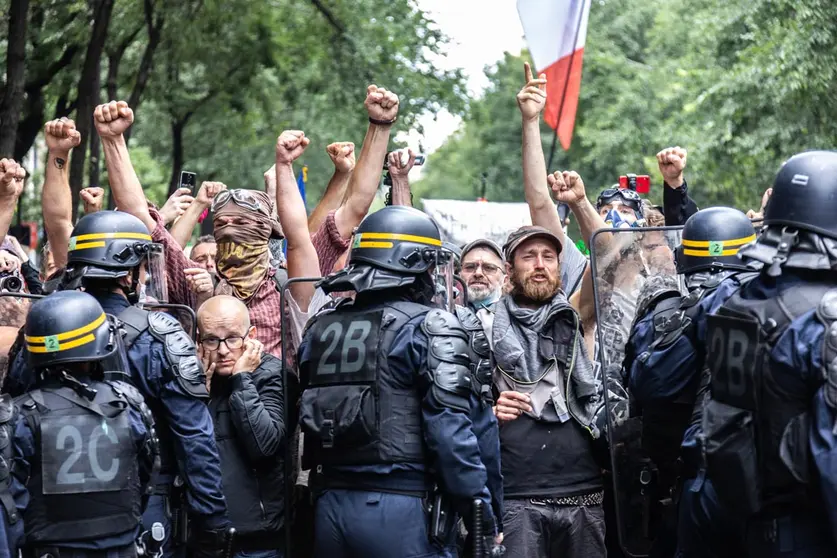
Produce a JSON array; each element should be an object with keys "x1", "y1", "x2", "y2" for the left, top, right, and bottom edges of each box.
[
  {"x1": 44, "y1": 335, "x2": 60, "y2": 352},
  {"x1": 68, "y1": 237, "x2": 77, "y2": 250},
  {"x1": 708, "y1": 241, "x2": 724, "y2": 256}
]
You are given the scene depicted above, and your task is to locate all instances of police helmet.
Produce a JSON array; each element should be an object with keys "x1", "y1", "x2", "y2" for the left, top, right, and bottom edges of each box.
[
  {"x1": 67, "y1": 210, "x2": 153, "y2": 279},
  {"x1": 348, "y1": 206, "x2": 444, "y2": 274},
  {"x1": 675, "y1": 207, "x2": 755, "y2": 275},
  {"x1": 25, "y1": 291, "x2": 116, "y2": 369},
  {"x1": 764, "y1": 150, "x2": 837, "y2": 238}
]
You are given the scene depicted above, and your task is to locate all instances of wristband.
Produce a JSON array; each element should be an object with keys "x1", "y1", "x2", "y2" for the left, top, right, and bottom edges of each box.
[{"x1": 369, "y1": 116, "x2": 397, "y2": 126}]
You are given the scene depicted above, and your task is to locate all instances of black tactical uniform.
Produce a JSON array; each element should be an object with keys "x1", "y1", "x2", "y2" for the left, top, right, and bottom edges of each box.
[{"x1": 11, "y1": 291, "x2": 157, "y2": 558}]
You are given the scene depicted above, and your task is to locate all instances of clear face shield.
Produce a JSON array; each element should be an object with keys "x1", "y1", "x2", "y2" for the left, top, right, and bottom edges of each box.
[
  {"x1": 431, "y1": 246, "x2": 457, "y2": 312},
  {"x1": 137, "y1": 243, "x2": 168, "y2": 307}
]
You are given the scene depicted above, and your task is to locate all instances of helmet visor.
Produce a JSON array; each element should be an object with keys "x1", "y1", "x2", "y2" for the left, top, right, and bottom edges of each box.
[{"x1": 431, "y1": 247, "x2": 456, "y2": 311}]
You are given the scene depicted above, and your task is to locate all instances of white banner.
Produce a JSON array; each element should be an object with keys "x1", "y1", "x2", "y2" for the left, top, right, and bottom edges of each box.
[{"x1": 421, "y1": 199, "x2": 533, "y2": 247}]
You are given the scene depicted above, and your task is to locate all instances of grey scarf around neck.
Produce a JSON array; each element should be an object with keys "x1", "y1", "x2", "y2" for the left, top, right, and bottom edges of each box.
[{"x1": 492, "y1": 291, "x2": 600, "y2": 436}]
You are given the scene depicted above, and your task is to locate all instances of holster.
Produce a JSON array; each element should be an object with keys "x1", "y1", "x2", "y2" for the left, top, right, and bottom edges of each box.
[{"x1": 426, "y1": 488, "x2": 455, "y2": 547}]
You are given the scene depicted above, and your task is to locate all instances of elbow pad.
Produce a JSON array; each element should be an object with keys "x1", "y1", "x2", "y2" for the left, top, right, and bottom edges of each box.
[{"x1": 421, "y1": 309, "x2": 473, "y2": 413}]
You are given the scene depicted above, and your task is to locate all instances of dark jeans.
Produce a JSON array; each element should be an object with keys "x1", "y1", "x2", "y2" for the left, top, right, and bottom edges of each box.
[
  {"x1": 502, "y1": 498, "x2": 606, "y2": 558},
  {"x1": 313, "y1": 489, "x2": 456, "y2": 558}
]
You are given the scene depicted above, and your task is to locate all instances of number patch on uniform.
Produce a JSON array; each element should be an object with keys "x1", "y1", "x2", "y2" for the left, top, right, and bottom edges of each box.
[
  {"x1": 40, "y1": 413, "x2": 133, "y2": 495},
  {"x1": 706, "y1": 313, "x2": 760, "y2": 410},
  {"x1": 308, "y1": 310, "x2": 381, "y2": 385}
]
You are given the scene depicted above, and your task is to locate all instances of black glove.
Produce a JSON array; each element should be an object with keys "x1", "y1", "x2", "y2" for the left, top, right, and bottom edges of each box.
[{"x1": 188, "y1": 527, "x2": 232, "y2": 558}]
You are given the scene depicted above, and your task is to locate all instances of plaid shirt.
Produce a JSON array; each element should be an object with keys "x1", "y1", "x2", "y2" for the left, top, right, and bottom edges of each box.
[{"x1": 151, "y1": 208, "x2": 349, "y2": 357}]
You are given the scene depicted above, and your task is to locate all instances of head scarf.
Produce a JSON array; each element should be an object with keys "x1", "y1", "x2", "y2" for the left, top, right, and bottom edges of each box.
[{"x1": 213, "y1": 190, "x2": 283, "y2": 302}]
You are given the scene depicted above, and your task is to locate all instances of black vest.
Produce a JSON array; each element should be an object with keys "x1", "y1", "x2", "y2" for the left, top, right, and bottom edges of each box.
[
  {"x1": 17, "y1": 381, "x2": 143, "y2": 543},
  {"x1": 703, "y1": 280, "x2": 833, "y2": 516},
  {"x1": 298, "y1": 300, "x2": 428, "y2": 469}
]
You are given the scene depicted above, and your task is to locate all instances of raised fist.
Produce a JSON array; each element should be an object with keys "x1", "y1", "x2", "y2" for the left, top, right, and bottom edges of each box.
[
  {"x1": 159, "y1": 187, "x2": 195, "y2": 225},
  {"x1": 387, "y1": 148, "x2": 417, "y2": 178},
  {"x1": 44, "y1": 118, "x2": 81, "y2": 154},
  {"x1": 326, "y1": 142, "x2": 356, "y2": 174},
  {"x1": 747, "y1": 187, "x2": 772, "y2": 220},
  {"x1": 516, "y1": 62, "x2": 547, "y2": 122},
  {"x1": 80, "y1": 187, "x2": 105, "y2": 214},
  {"x1": 0, "y1": 159, "x2": 25, "y2": 198},
  {"x1": 93, "y1": 100, "x2": 134, "y2": 139},
  {"x1": 549, "y1": 170, "x2": 587, "y2": 207},
  {"x1": 656, "y1": 146, "x2": 687, "y2": 188},
  {"x1": 275, "y1": 130, "x2": 310, "y2": 165},
  {"x1": 196, "y1": 181, "x2": 227, "y2": 207},
  {"x1": 364, "y1": 85, "x2": 399, "y2": 123}
]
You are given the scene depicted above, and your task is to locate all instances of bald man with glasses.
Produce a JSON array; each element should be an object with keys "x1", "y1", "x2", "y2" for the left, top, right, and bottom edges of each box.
[{"x1": 198, "y1": 295, "x2": 288, "y2": 558}]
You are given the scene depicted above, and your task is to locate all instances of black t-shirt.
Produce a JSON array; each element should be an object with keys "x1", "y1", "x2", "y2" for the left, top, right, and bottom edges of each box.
[{"x1": 500, "y1": 414, "x2": 602, "y2": 498}]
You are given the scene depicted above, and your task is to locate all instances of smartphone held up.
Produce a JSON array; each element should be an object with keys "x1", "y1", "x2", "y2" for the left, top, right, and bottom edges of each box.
[
  {"x1": 619, "y1": 173, "x2": 650, "y2": 194},
  {"x1": 180, "y1": 171, "x2": 197, "y2": 194}
]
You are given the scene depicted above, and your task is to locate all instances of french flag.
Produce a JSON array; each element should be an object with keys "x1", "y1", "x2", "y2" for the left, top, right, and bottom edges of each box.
[{"x1": 518, "y1": 0, "x2": 591, "y2": 150}]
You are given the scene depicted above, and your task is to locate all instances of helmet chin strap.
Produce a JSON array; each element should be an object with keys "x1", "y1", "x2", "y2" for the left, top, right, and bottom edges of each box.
[{"x1": 120, "y1": 267, "x2": 140, "y2": 304}]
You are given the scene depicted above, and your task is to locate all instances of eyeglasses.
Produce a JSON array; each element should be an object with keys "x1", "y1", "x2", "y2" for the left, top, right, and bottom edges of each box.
[
  {"x1": 211, "y1": 190, "x2": 269, "y2": 217},
  {"x1": 462, "y1": 262, "x2": 503, "y2": 275},
  {"x1": 596, "y1": 187, "x2": 641, "y2": 212},
  {"x1": 200, "y1": 335, "x2": 247, "y2": 351}
]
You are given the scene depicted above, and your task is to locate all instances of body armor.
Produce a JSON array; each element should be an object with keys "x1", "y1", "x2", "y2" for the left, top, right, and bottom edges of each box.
[
  {"x1": 17, "y1": 381, "x2": 144, "y2": 543},
  {"x1": 703, "y1": 280, "x2": 835, "y2": 516},
  {"x1": 0, "y1": 394, "x2": 20, "y2": 526}
]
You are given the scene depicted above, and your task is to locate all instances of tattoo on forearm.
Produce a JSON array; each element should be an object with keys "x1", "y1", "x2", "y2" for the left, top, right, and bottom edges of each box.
[{"x1": 54, "y1": 157, "x2": 66, "y2": 170}]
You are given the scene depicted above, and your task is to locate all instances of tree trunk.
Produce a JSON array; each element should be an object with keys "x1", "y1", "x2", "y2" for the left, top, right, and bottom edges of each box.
[
  {"x1": 0, "y1": 0, "x2": 31, "y2": 158},
  {"x1": 168, "y1": 119, "x2": 185, "y2": 196},
  {"x1": 88, "y1": 58, "x2": 102, "y2": 189},
  {"x1": 68, "y1": 0, "x2": 116, "y2": 221},
  {"x1": 124, "y1": 0, "x2": 165, "y2": 145}
]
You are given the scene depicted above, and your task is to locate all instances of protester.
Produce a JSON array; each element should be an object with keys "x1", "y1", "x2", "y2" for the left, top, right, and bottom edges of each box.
[
  {"x1": 657, "y1": 146, "x2": 699, "y2": 226},
  {"x1": 306, "y1": 142, "x2": 356, "y2": 233},
  {"x1": 190, "y1": 235, "x2": 219, "y2": 275},
  {"x1": 460, "y1": 238, "x2": 506, "y2": 311},
  {"x1": 199, "y1": 296, "x2": 287, "y2": 558},
  {"x1": 386, "y1": 147, "x2": 418, "y2": 206}
]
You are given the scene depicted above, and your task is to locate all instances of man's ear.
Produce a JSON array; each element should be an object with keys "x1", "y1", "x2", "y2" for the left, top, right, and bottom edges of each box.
[{"x1": 248, "y1": 325, "x2": 257, "y2": 339}]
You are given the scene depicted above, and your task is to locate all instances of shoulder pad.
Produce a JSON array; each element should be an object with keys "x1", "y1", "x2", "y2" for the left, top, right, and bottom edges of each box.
[
  {"x1": 817, "y1": 289, "x2": 837, "y2": 411},
  {"x1": 421, "y1": 309, "x2": 469, "y2": 340},
  {"x1": 148, "y1": 314, "x2": 208, "y2": 399},
  {"x1": 679, "y1": 285, "x2": 705, "y2": 310},
  {"x1": 422, "y1": 309, "x2": 473, "y2": 413},
  {"x1": 0, "y1": 394, "x2": 14, "y2": 425},
  {"x1": 148, "y1": 311, "x2": 182, "y2": 336},
  {"x1": 454, "y1": 305, "x2": 491, "y2": 360},
  {"x1": 635, "y1": 288, "x2": 681, "y2": 329},
  {"x1": 702, "y1": 273, "x2": 725, "y2": 289}
]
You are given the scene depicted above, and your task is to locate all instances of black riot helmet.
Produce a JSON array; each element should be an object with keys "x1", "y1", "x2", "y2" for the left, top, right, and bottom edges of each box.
[
  {"x1": 763, "y1": 150, "x2": 837, "y2": 238},
  {"x1": 67, "y1": 210, "x2": 154, "y2": 279},
  {"x1": 675, "y1": 207, "x2": 756, "y2": 275},
  {"x1": 25, "y1": 291, "x2": 116, "y2": 370},
  {"x1": 348, "y1": 206, "x2": 445, "y2": 274}
]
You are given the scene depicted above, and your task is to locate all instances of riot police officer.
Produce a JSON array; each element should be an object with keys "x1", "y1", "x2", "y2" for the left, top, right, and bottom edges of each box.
[
  {"x1": 7, "y1": 211, "x2": 230, "y2": 557},
  {"x1": 297, "y1": 205, "x2": 500, "y2": 558},
  {"x1": 12, "y1": 291, "x2": 157, "y2": 558},
  {"x1": 621, "y1": 206, "x2": 758, "y2": 556},
  {"x1": 700, "y1": 151, "x2": 837, "y2": 557}
]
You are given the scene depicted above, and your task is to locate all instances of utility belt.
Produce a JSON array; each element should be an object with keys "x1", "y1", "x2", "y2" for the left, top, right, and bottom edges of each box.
[
  {"x1": 25, "y1": 544, "x2": 137, "y2": 558},
  {"x1": 311, "y1": 467, "x2": 433, "y2": 498}
]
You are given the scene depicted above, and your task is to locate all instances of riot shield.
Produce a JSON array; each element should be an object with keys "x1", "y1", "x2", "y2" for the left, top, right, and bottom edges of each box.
[{"x1": 589, "y1": 226, "x2": 685, "y2": 557}]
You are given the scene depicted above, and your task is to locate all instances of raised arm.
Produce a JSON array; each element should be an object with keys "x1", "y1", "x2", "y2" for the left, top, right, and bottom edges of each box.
[
  {"x1": 517, "y1": 62, "x2": 566, "y2": 250},
  {"x1": 333, "y1": 85, "x2": 399, "y2": 238},
  {"x1": 275, "y1": 131, "x2": 321, "y2": 311},
  {"x1": 658, "y1": 146, "x2": 698, "y2": 226},
  {"x1": 308, "y1": 142, "x2": 355, "y2": 233},
  {"x1": 387, "y1": 148, "x2": 417, "y2": 207},
  {"x1": 170, "y1": 183, "x2": 224, "y2": 248},
  {"x1": 42, "y1": 118, "x2": 81, "y2": 269},
  {"x1": 80, "y1": 187, "x2": 105, "y2": 215},
  {"x1": 0, "y1": 160, "x2": 25, "y2": 242},
  {"x1": 551, "y1": 170, "x2": 608, "y2": 326},
  {"x1": 93, "y1": 101, "x2": 155, "y2": 232}
]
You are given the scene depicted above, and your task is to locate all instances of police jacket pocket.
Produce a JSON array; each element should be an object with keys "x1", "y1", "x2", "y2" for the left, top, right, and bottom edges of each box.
[
  {"x1": 299, "y1": 385, "x2": 376, "y2": 452},
  {"x1": 703, "y1": 400, "x2": 761, "y2": 516}
]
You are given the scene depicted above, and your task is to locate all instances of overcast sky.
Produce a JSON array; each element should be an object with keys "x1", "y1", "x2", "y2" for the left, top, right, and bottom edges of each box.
[{"x1": 400, "y1": 0, "x2": 526, "y2": 155}]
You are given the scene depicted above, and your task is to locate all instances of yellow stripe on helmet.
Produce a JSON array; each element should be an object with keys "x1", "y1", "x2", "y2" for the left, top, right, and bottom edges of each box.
[
  {"x1": 681, "y1": 234, "x2": 756, "y2": 249},
  {"x1": 25, "y1": 313, "x2": 106, "y2": 344},
  {"x1": 26, "y1": 333, "x2": 97, "y2": 353},
  {"x1": 73, "y1": 232, "x2": 153, "y2": 242},
  {"x1": 356, "y1": 232, "x2": 442, "y2": 246},
  {"x1": 357, "y1": 241, "x2": 394, "y2": 249}
]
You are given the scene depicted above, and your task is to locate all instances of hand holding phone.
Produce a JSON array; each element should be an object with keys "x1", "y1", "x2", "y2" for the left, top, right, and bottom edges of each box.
[
  {"x1": 180, "y1": 171, "x2": 197, "y2": 195},
  {"x1": 619, "y1": 174, "x2": 650, "y2": 194}
]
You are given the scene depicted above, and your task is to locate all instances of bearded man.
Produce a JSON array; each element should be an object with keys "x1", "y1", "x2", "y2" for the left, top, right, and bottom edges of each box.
[{"x1": 491, "y1": 225, "x2": 606, "y2": 558}]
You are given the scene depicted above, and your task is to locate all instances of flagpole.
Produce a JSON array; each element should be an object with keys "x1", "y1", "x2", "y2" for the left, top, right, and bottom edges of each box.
[{"x1": 546, "y1": 0, "x2": 587, "y2": 171}]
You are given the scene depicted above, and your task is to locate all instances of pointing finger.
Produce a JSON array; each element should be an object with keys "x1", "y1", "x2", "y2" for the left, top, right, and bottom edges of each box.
[{"x1": 524, "y1": 61, "x2": 533, "y2": 83}]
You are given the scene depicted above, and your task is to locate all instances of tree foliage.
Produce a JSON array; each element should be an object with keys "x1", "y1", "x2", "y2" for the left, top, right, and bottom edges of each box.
[{"x1": 416, "y1": 0, "x2": 837, "y2": 212}]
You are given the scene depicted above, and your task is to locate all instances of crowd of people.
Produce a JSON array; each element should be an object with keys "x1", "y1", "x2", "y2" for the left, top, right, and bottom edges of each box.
[{"x1": 0, "y1": 59, "x2": 832, "y2": 558}]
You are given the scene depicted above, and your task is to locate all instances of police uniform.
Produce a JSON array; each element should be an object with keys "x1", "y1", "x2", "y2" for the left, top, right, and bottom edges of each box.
[
  {"x1": 0, "y1": 392, "x2": 25, "y2": 558},
  {"x1": 297, "y1": 206, "x2": 499, "y2": 558},
  {"x1": 701, "y1": 151, "x2": 837, "y2": 557},
  {"x1": 7, "y1": 212, "x2": 230, "y2": 558},
  {"x1": 11, "y1": 291, "x2": 157, "y2": 558},
  {"x1": 621, "y1": 207, "x2": 758, "y2": 557}
]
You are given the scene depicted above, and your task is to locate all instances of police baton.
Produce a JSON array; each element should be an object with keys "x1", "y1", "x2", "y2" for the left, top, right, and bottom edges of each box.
[{"x1": 472, "y1": 499, "x2": 485, "y2": 558}]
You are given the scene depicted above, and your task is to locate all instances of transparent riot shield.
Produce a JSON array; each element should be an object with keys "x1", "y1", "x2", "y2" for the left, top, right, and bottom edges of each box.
[{"x1": 589, "y1": 226, "x2": 685, "y2": 557}]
